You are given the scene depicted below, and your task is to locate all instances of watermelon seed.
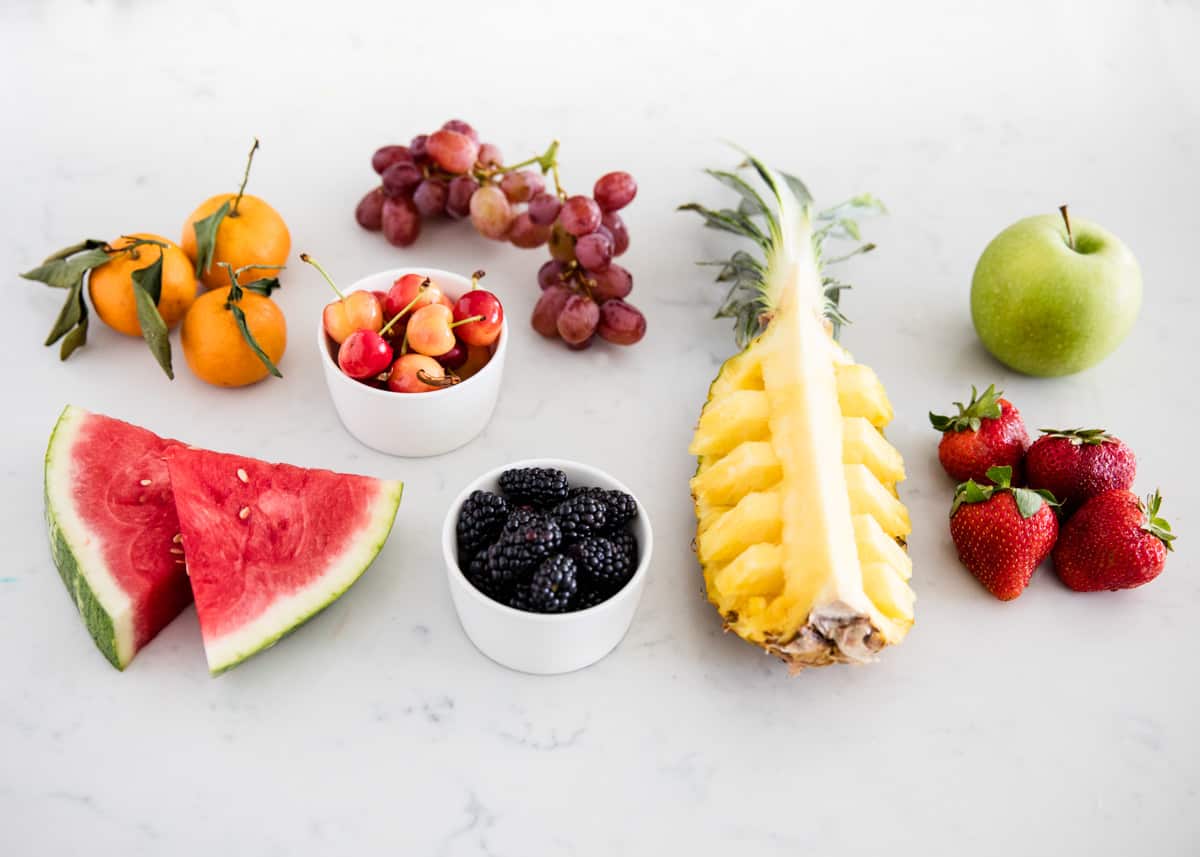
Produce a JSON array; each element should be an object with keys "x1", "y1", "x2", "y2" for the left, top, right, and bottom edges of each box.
[
  {"x1": 237, "y1": 468, "x2": 249, "y2": 483},
  {"x1": 239, "y1": 506, "x2": 250, "y2": 520},
  {"x1": 139, "y1": 479, "x2": 152, "y2": 486},
  {"x1": 170, "y1": 547, "x2": 184, "y2": 555},
  {"x1": 173, "y1": 533, "x2": 183, "y2": 543}
]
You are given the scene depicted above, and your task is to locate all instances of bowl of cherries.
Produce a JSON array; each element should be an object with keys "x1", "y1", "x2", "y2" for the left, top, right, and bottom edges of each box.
[{"x1": 310, "y1": 256, "x2": 507, "y2": 457}]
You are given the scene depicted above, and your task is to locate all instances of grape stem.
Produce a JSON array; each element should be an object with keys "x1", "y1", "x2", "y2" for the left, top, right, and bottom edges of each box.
[
  {"x1": 230, "y1": 137, "x2": 260, "y2": 218},
  {"x1": 300, "y1": 253, "x2": 344, "y2": 299},
  {"x1": 478, "y1": 140, "x2": 563, "y2": 196}
]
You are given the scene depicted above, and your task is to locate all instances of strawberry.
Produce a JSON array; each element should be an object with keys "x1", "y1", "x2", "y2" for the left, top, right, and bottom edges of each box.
[
  {"x1": 1024, "y1": 428, "x2": 1136, "y2": 515},
  {"x1": 1053, "y1": 489, "x2": 1176, "y2": 592},
  {"x1": 929, "y1": 384, "x2": 1030, "y2": 484},
  {"x1": 949, "y1": 465, "x2": 1059, "y2": 600}
]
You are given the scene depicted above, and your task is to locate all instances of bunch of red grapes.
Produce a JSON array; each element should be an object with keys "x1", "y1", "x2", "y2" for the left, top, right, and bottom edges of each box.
[{"x1": 354, "y1": 119, "x2": 646, "y2": 350}]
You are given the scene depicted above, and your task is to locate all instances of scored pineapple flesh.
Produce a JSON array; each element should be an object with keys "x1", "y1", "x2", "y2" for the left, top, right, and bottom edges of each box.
[{"x1": 690, "y1": 321, "x2": 914, "y2": 662}]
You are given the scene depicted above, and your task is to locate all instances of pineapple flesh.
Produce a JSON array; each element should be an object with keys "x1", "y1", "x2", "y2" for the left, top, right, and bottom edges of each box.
[{"x1": 685, "y1": 158, "x2": 914, "y2": 670}]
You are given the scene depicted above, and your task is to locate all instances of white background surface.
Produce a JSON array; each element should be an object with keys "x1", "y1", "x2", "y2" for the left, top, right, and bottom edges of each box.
[{"x1": 2, "y1": 1, "x2": 1198, "y2": 854}]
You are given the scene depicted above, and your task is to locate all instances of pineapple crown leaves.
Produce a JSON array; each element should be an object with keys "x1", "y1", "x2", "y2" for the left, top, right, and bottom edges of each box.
[
  {"x1": 929, "y1": 384, "x2": 1003, "y2": 433},
  {"x1": 950, "y1": 465, "x2": 1059, "y2": 519},
  {"x1": 680, "y1": 150, "x2": 881, "y2": 348},
  {"x1": 1037, "y1": 427, "x2": 1114, "y2": 446},
  {"x1": 1140, "y1": 489, "x2": 1177, "y2": 551}
]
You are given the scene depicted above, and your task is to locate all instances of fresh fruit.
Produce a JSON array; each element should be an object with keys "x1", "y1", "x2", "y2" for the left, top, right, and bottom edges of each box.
[
  {"x1": 684, "y1": 154, "x2": 914, "y2": 669},
  {"x1": 436, "y1": 340, "x2": 469, "y2": 371},
  {"x1": 1024, "y1": 428, "x2": 1137, "y2": 514},
  {"x1": 499, "y1": 467, "x2": 571, "y2": 508},
  {"x1": 949, "y1": 465, "x2": 1059, "y2": 601},
  {"x1": 457, "y1": 490, "x2": 511, "y2": 557},
  {"x1": 552, "y1": 493, "x2": 608, "y2": 542},
  {"x1": 308, "y1": 252, "x2": 384, "y2": 344},
  {"x1": 44, "y1": 406, "x2": 192, "y2": 669},
  {"x1": 384, "y1": 273, "x2": 450, "y2": 317},
  {"x1": 406, "y1": 304, "x2": 456, "y2": 357},
  {"x1": 22, "y1": 236, "x2": 191, "y2": 376},
  {"x1": 532, "y1": 285, "x2": 573, "y2": 338},
  {"x1": 352, "y1": 125, "x2": 644, "y2": 351},
  {"x1": 164, "y1": 445, "x2": 402, "y2": 674},
  {"x1": 569, "y1": 536, "x2": 634, "y2": 592},
  {"x1": 452, "y1": 281, "x2": 504, "y2": 347},
  {"x1": 1052, "y1": 489, "x2": 1175, "y2": 592},
  {"x1": 338, "y1": 329, "x2": 393, "y2": 379},
  {"x1": 971, "y1": 206, "x2": 1142, "y2": 376},
  {"x1": 180, "y1": 264, "x2": 286, "y2": 387},
  {"x1": 929, "y1": 384, "x2": 1030, "y2": 483},
  {"x1": 528, "y1": 554, "x2": 578, "y2": 613},
  {"x1": 88, "y1": 234, "x2": 196, "y2": 336},
  {"x1": 386, "y1": 353, "x2": 454, "y2": 393},
  {"x1": 182, "y1": 139, "x2": 291, "y2": 290}
]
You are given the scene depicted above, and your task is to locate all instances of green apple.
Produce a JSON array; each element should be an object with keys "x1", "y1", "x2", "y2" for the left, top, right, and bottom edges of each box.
[{"x1": 970, "y1": 209, "x2": 1142, "y2": 376}]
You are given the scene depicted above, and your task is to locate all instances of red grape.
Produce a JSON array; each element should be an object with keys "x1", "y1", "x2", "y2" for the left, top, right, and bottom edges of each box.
[
  {"x1": 601, "y1": 211, "x2": 630, "y2": 256},
  {"x1": 528, "y1": 192, "x2": 562, "y2": 226},
  {"x1": 413, "y1": 179, "x2": 449, "y2": 218},
  {"x1": 589, "y1": 264, "x2": 632, "y2": 301},
  {"x1": 446, "y1": 175, "x2": 479, "y2": 219},
  {"x1": 548, "y1": 223, "x2": 576, "y2": 262},
  {"x1": 558, "y1": 195, "x2": 602, "y2": 236},
  {"x1": 372, "y1": 145, "x2": 412, "y2": 175},
  {"x1": 355, "y1": 187, "x2": 385, "y2": 231},
  {"x1": 382, "y1": 162, "x2": 422, "y2": 198},
  {"x1": 531, "y1": 285, "x2": 572, "y2": 338},
  {"x1": 557, "y1": 294, "x2": 599, "y2": 345},
  {"x1": 409, "y1": 134, "x2": 430, "y2": 164},
  {"x1": 593, "y1": 171, "x2": 637, "y2": 212},
  {"x1": 500, "y1": 170, "x2": 545, "y2": 203},
  {"x1": 441, "y1": 119, "x2": 478, "y2": 143},
  {"x1": 537, "y1": 259, "x2": 568, "y2": 290},
  {"x1": 508, "y1": 213, "x2": 551, "y2": 248},
  {"x1": 427, "y1": 129, "x2": 479, "y2": 174},
  {"x1": 477, "y1": 142, "x2": 503, "y2": 167},
  {"x1": 469, "y1": 185, "x2": 513, "y2": 239},
  {"x1": 382, "y1": 197, "x2": 421, "y2": 247},
  {"x1": 575, "y1": 232, "x2": 613, "y2": 272},
  {"x1": 598, "y1": 299, "x2": 646, "y2": 345}
]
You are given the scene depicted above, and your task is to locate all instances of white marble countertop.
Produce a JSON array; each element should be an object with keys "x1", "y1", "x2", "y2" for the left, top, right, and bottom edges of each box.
[{"x1": 3, "y1": 1, "x2": 1197, "y2": 854}]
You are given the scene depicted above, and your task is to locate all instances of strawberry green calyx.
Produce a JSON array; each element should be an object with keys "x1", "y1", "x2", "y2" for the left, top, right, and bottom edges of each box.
[
  {"x1": 930, "y1": 384, "x2": 1003, "y2": 433},
  {"x1": 950, "y1": 465, "x2": 1058, "y2": 519},
  {"x1": 1141, "y1": 490, "x2": 1177, "y2": 551},
  {"x1": 1038, "y1": 427, "x2": 1114, "y2": 446}
]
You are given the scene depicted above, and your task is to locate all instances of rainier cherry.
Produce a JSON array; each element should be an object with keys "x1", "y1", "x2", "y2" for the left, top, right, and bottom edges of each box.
[
  {"x1": 384, "y1": 273, "x2": 451, "y2": 318},
  {"x1": 387, "y1": 353, "x2": 456, "y2": 393},
  {"x1": 305, "y1": 253, "x2": 384, "y2": 344},
  {"x1": 453, "y1": 272, "x2": 504, "y2": 347},
  {"x1": 407, "y1": 304, "x2": 457, "y2": 357}
]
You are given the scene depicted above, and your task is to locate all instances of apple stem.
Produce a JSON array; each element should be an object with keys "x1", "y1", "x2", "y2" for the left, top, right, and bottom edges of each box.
[
  {"x1": 1059, "y1": 204, "x2": 1074, "y2": 251},
  {"x1": 301, "y1": 253, "x2": 344, "y2": 299}
]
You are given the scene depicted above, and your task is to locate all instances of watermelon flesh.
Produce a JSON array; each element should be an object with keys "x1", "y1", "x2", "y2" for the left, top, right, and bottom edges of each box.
[
  {"x1": 165, "y1": 446, "x2": 402, "y2": 674},
  {"x1": 44, "y1": 406, "x2": 193, "y2": 669}
]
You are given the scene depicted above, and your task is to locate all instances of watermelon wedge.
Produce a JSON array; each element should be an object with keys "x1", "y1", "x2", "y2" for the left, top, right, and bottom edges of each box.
[
  {"x1": 165, "y1": 446, "x2": 402, "y2": 674},
  {"x1": 44, "y1": 405, "x2": 194, "y2": 669}
]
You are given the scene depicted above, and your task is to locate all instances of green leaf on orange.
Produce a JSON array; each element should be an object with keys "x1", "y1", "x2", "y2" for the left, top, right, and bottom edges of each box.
[
  {"x1": 130, "y1": 251, "x2": 173, "y2": 379},
  {"x1": 191, "y1": 199, "x2": 230, "y2": 277}
]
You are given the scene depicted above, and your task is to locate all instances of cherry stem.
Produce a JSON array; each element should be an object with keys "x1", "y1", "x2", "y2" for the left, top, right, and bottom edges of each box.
[
  {"x1": 230, "y1": 137, "x2": 260, "y2": 218},
  {"x1": 449, "y1": 315, "x2": 484, "y2": 329},
  {"x1": 1059, "y1": 204, "x2": 1074, "y2": 251},
  {"x1": 380, "y1": 280, "x2": 431, "y2": 336},
  {"x1": 470, "y1": 270, "x2": 485, "y2": 290},
  {"x1": 417, "y1": 369, "x2": 460, "y2": 388},
  {"x1": 300, "y1": 253, "x2": 343, "y2": 299}
]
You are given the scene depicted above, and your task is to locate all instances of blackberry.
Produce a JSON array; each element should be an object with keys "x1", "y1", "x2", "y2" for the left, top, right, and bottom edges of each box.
[
  {"x1": 456, "y1": 490, "x2": 510, "y2": 557},
  {"x1": 486, "y1": 512, "x2": 562, "y2": 585},
  {"x1": 609, "y1": 529, "x2": 639, "y2": 567},
  {"x1": 465, "y1": 550, "x2": 507, "y2": 599},
  {"x1": 528, "y1": 554, "x2": 578, "y2": 613},
  {"x1": 507, "y1": 583, "x2": 534, "y2": 612},
  {"x1": 498, "y1": 467, "x2": 569, "y2": 508},
  {"x1": 600, "y1": 490, "x2": 638, "y2": 531},
  {"x1": 552, "y1": 494, "x2": 608, "y2": 543},
  {"x1": 573, "y1": 587, "x2": 609, "y2": 611},
  {"x1": 569, "y1": 536, "x2": 634, "y2": 590}
]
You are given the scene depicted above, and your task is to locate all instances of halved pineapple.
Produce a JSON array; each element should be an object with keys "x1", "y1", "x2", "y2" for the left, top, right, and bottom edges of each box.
[{"x1": 684, "y1": 157, "x2": 914, "y2": 671}]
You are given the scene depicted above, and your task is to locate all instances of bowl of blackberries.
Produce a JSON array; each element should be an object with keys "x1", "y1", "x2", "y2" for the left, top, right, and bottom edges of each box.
[{"x1": 442, "y1": 459, "x2": 653, "y2": 674}]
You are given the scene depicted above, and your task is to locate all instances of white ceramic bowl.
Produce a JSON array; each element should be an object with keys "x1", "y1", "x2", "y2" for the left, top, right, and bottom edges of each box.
[
  {"x1": 317, "y1": 267, "x2": 508, "y2": 458},
  {"x1": 442, "y1": 459, "x2": 653, "y2": 675}
]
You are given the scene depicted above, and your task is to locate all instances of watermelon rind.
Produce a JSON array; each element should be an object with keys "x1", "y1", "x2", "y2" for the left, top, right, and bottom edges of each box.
[
  {"x1": 44, "y1": 405, "x2": 136, "y2": 669},
  {"x1": 203, "y1": 480, "x2": 403, "y2": 675}
]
